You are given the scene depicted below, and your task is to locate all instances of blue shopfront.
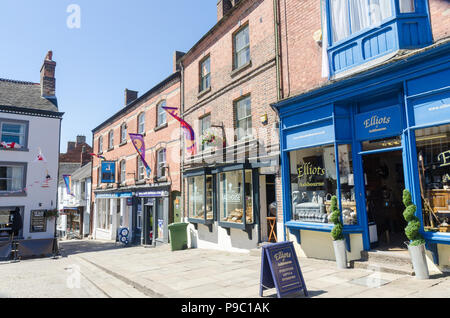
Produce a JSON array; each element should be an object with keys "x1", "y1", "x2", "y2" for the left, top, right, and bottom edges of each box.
[{"x1": 273, "y1": 42, "x2": 450, "y2": 269}]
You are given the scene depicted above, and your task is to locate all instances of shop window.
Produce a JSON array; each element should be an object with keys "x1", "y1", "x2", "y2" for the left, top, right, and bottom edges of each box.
[
  {"x1": 137, "y1": 112, "x2": 145, "y2": 135},
  {"x1": 338, "y1": 144, "x2": 358, "y2": 225},
  {"x1": 415, "y1": 124, "x2": 450, "y2": 234},
  {"x1": 98, "y1": 199, "x2": 110, "y2": 230},
  {"x1": 289, "y1": 145, "x2": 337, "y2": 223},
  {"x1": 0, "y1": 163, "x2": 25, "y2": 195},
  {"x1": 187, "y1": 174, "x2": 214, "y2": 222},
  {"x1": 217, "y1": 169, "x2": 253, "y2": 225},
  {"x1": 137, "y1": 201, "x2": 142, "y2": 230},
  {"x1": 0, "y1": 120, "x2": 28, "y2": 149}
]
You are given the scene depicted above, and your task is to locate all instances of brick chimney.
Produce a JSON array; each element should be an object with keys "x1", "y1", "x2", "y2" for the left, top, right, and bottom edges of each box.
[
  {"x1": 67, "y1": 141, "x2": 76, "y2": 152},
  {"x1": 173, "y1": 51, "x2": 185, "y2": 73},
  {"x1": 40, "y1": 51, "x2": 56, "y2": 98},
  {"x1": 125, "y1": 89, "x2": 138, "y2": 106},
  {"x1": 76, "y1": 135, "x2": 86, "y2": 145},
  {"x1": 217, "y1": 0, "x2": 240, "y2": 21}
]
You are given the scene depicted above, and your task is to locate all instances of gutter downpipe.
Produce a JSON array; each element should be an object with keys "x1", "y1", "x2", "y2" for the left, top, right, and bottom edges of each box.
[
  {"x1": 180, "y1": 62, "x2": 186, "y2": 225},
  {"x1": 273, "y1": 0, "x2": 283, "y2": 101}
]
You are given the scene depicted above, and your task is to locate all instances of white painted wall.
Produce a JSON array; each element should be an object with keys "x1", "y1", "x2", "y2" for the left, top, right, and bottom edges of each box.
[{"x1": 1, "y1": 112, "x2": 60, "y2": 240}]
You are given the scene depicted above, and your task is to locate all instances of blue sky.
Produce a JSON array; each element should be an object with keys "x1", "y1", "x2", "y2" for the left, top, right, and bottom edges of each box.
[{"x1": 0, "y1": 0, "x2": 217, "y2": 152}]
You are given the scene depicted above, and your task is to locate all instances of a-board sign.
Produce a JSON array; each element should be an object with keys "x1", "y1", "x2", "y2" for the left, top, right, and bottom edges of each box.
[{"x1": 260, "y1": 241, "x2": 308, "y2": 298}]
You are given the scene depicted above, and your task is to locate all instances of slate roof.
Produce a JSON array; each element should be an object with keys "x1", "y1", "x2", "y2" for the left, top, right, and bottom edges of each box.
[{"x1": 0, "y1": 78, "x2": 59, "y2": 114}]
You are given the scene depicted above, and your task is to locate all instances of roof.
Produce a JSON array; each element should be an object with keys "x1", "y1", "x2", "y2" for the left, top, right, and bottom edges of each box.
[
  {"x1": 0, "y1": 78, "x2": 59, "y2": 114},
  {"x1": 58, "y1": 163, "x2": 82, "y2": 183},
  {"x1": 92, "y1": 71, "x2": 180, "y2": 133},
  {"x1": 71, "y1": 162, "x2": 92, "y2": 181}
]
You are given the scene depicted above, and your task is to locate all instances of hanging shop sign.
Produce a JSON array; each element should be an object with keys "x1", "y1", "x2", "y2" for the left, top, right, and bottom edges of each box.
[
  {"x1": 259, "y1": 241, "x2": 308, "y2": 298},
  {"x1": 101, "y1": 161, "x2": 116, "y2": 183},
  {"x1": 355, "y1": 105, "x2": 402, "y2": 141}
]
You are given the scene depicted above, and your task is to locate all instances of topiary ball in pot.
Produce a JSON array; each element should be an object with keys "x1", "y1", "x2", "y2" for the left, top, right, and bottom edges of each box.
[{"x1": 330, "y1": 196, "x2": 344, "y2": 241}]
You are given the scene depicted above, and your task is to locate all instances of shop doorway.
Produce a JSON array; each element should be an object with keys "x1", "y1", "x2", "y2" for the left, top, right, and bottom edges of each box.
[
  {"x1": 363, "y1": 150, "x2": 408, "y2": 250},
  {"x1": 262, "y1": 174, "x2": 277, "y2": 243}
]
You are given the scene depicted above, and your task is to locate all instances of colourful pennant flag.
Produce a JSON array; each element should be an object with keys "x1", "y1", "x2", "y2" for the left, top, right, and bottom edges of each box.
[
  {"x1": 89, "y1": 153, "x2": 106, "y2": 160},
  {"x1": 129, "y1": 133, "x2": 151, "y2": 177},
  {"x1": 63, "y1": 175, "x2": 74, "y2": 196},
  {"x1": 162, "y1": 106, "x2": 196, "y2": 155},
  {"x1": 0, "y1": 141, "x2": 21, "y2": 149},
  {"x1": 34, "y1": 148, "x2": 47, "y2": 162}
]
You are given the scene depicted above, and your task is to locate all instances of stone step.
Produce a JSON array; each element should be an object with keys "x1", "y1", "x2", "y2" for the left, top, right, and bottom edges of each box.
[
  {"x1": 362, "y1": 250, "x2": 412, "y2": 267},
  {"x1": 351, "y1": 260, "x2": 415, "y2": 276}
]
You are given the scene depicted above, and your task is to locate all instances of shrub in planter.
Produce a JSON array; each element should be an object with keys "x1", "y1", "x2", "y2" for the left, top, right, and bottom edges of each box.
[
  {"x1": 402, "y1": 189, "x2": 429, "y2": 279},
  {"x1": 330, "y1": 196, "x2": 347, "y2": 269}
]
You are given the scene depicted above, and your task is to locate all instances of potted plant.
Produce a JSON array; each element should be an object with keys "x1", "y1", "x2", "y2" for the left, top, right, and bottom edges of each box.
[
  {"x1": 403, "y1": 189, "x2": 429, "y2": 280},
  {"x1": 45, "y1": 209, "x2": 58, "y2": 219},
  {"x1": 330, "y1": 196, "x2": 347, "y2": 269}
]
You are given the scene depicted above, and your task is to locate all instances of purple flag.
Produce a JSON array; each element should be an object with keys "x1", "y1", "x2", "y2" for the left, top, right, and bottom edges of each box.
[{"x1": 129, "y1": 133, "x2": 151, "y2": 177}]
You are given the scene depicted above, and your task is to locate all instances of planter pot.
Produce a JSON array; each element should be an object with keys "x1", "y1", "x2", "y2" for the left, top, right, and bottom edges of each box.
[
  {"x1": 333, "y1": 239, "x2": 347, "y2": 269},
  {"x1": 407, "y1": 243, "x2": 429, "y2": 280}
]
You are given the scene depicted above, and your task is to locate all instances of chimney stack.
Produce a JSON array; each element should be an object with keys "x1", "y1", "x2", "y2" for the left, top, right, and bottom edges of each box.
[
  {"x1": 76, "y1": 135, "x2": 86, "y2": 145},
  {"x1": 40, "y1": 51, "x2": 56, "y2": 98},
  {"x1": 67, "y1": 141, "x2": 76, "y2": 152},
  {"x1": 173, "y1": 51, "x2": 185, "y2": 73},
  {"x1": 217, "y1": 0, "x2": 239, "y2": 21},
  {"x1": 124, "y1": 89, "x2": 138, "y2": 106}
]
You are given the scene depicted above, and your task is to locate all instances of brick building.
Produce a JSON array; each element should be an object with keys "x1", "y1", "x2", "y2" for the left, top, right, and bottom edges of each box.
[
  {"x1": 272, "y1": 0, "x2": 450, "y2": 271},
  {"x1": 91, "y1": 58, "x2": 182, "y2": 244},
  {"x1": 180, "y1": 0, "x2": 282, "y2": 251}
]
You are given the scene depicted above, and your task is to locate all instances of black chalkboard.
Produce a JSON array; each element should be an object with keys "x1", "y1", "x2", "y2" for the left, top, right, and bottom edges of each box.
[
  {"x1": 30, "y1": 210, "x2": 47, "y2": 233},
  {"x1": 260, "y1": 241, "x2": 308, "y2": 298}
]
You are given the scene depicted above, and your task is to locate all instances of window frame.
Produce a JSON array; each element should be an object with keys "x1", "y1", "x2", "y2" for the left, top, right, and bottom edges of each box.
[
  {"x1": 0, "y1": 118, "x2": 29, "y2": 151},
  {"x1": 120, "y1": 123, "x2": 127, "y2": 144},
  {"x1": 137, "y1": 112, "x2": 146, "y2": 135},
  {"x1": 137, "y1": 156, "x2": 146, "y2": 181},
  {"x1": 157, "y1": 101, "x2": 167, "y2": 127},
  {"x1": 199, "y1": 55, "x2": 211, "y2": 93},
  {"x1": 234, "y1": 95, "x2": 252, "y2": 141},
  {"x1": 156, "y1": 148, "x2": 167, "y2": 179},
  {"x1": 108, "y1": 130, "x2": 114, "y2": 150},
  {"x1": 232, "y1": 22, "x2": 250, "y2": 70},
  {"x1": 98, "y1": 136, "x2": 103, "y2": 154},
  {"x1": 119, "y1": 160, "x2": 126, "y2": 184},
  {"x1": 0, "y1": 162, "x2": 27, "y2": 197},
  {"x1": 199, "y1": 114, "x2": 212, "y2": 152},
  {"x1": 186, "y1": 171, "x2": 215, "y2": 225}
]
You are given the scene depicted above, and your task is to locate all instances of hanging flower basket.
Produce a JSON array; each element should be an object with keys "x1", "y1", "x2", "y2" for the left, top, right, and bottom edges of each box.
[
  {"x1": 45, "y1": 209, "x2": 58, "y2": 219},
  {"x1": 201, "y1": 130, "x2": 223, "y2": 149}
]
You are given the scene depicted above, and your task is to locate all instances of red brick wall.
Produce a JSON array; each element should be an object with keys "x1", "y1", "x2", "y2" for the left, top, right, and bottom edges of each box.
[
  {"x1": 429, "y1": 0, "x2": 450, "y2": 41},
  {"x1": 181, "y1": 0, "x2": 283, "y2": 220},
  {"x1": 91, "y1": 77, "x2": 181, "y2": 196}
]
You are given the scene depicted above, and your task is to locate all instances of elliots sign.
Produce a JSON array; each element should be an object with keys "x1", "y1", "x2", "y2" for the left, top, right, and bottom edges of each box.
[{"x1": 355, "y1": 105, "x2": 403, "y2": 141}]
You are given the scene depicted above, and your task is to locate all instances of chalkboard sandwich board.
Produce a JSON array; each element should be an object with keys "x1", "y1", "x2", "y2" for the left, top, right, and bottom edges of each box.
[{"x1": 260, "y1": 241, "x2": 308, "y2": 298}]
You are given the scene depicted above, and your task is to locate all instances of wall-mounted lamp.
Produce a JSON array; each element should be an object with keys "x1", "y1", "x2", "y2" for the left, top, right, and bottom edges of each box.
[{"x1": 313, "y1": 29, "x2": 322, "y2": 46}]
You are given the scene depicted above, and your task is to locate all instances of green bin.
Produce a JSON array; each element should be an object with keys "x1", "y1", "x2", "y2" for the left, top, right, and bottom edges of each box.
[{"x1": 168, "y1": 222, "x2": 189, "y2": 251}]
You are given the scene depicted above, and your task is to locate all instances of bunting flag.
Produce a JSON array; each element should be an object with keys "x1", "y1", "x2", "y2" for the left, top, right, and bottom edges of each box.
[
  {"x1": 63, "y1": 175, "x2": 74, "y2": 196},
  {"x1": 162, "y1": 106, "x2": 196, "y2": 155},
  {"x1": 129, "y1": 133, "x2": 151, "y2": 177},
  {"x1": 34, "y1": 148, "x2": 47, "y2": 162},
  {"x1": 0, "y1": 141, "x2": 21, "y2": 149},
  {"x1": 89, "y1": 153, "x2": 106, "y2": 160}
]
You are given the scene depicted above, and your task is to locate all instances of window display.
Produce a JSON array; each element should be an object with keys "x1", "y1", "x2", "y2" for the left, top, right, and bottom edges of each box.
[
  {"x1": 338, "y1": 144, "x2": 358, "y2": 225},
  {"x1": 289, "y1": 145, "x2": 337, "y2": 223},
  {"x1": 218, "y1": 169, "x2": 253, "y2": 224},
  {"x1": 416, "y1": 124, "x2": 450, "y2": 233},
  {"x1": 187, "y1": 175, "x2": 213, "y2": 221}
]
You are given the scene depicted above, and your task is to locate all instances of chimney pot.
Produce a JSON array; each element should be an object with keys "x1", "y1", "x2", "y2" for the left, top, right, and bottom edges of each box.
[
  {"x1": 173, "y1": 51, "x2": 185, "y2": 73},
  {"x1": 40, "y1": 50, "x2": 56, "y2": 97}
]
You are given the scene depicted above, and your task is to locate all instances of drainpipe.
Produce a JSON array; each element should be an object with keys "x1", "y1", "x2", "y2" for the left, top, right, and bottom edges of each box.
[
  {"x1": 273, "y1": 0, "x2": 283, "y2": 101},
  {"x1": 180, "y1": 63, "x2": 185, "y2": 223}
]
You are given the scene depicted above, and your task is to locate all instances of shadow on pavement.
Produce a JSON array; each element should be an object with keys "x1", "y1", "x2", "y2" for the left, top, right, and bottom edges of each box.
[{"x1": 58, "y1": 240, "x2": 126, "y2": 257}]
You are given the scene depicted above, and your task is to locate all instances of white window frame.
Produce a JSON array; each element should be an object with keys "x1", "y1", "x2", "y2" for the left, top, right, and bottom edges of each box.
[
  {"x1": 98, "y1": 136, "x2": 103, "y2": 153},
  {"x1": 0, "y1": 119, "x2": 28, "y2": 150},
  {"x1": 120, "y1": 123, "x2": 127, "y2": 144},
  {"x1": 200, "y1": 56, "x2": 211, "y2": 92},
  {"x1": 120, "y1": 160, "x2": 126, "y2": 184},
  {"x1": 108, "y1": 131, "x2": 114, "y2": 149},
  {"x1": 138, "y1": 112, "x2": 146, "y2": 135},
  {"x1": 157, "y1": 101, "x2": 167, "y2": 127},
  {"x1": 235, "y1": 96, "x2": 252, "y2": 141},
  {"x1": 233, "y1": 24, "x2": 250, "y2": 69},
  {"x1": 0, "y1": 162, "x2": 26, "y2": 195},
  {"x1": 157, "y1": 149, "x2": 166, "y2": 178},
  {"x1": 137, "y1": 157, "x2": 146, "y2": 180}
]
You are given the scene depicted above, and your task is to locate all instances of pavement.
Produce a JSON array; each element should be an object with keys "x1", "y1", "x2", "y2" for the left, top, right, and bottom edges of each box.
[{"x1": 0, "y1": 239, "x2": 449, "y2": 298}]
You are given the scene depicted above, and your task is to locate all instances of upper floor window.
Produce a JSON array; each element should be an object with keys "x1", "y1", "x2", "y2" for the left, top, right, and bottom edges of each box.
[
  {"x1": 108, "y1": 130, "x2": 114, "y2": 149},
  {"x1": 0, "y1": 163, "x2": 25, "y2": 195},
  {"x1": 157, "y1": 101, "x2": 167, "y2": 127},
  {"x1": 157, "y1": 148, "x2": 166, "y2": 178},
  {"x1": 200, "y1": 56, "x2": 211, "y2": 92},
  {"x1": 98, "y1": 136, "x2": 103, "y2": 153},
  {"x1": 0, "y1": 120, "x2": 28, "y2": 149},
  {"x1": 137, "y1": 112, "x2": 145, "y2": 135},
  {"x1": 120, "y1": 160, "x2": 126, "y2": 184},
  {"x1": 330, "y1": 0, "x2": 392, "y2": 43},
  {"x1": 137, "y1": 157, "x2": 146, "y2": 181},
  {"x1": 120, "y1": 123, "x2": 127, "y2": 144},
  {"x1": 235, "y1": 96, "x2": 252, "y2": 141},
  {"x1": 399, "y1": 0, "x2": 415, "y2": 13},
  {"x1": 233, "y1": 24, "x2": 250, "y2": 69},
  {"x1": 200, "y1": 114, "x2": 211, "y2": 151}
]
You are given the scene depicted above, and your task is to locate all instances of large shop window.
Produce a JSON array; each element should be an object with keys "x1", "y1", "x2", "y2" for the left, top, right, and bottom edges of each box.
[
  {"x1": 290, "y1": 144, "x2": 358, "y2": 225},
  {"x1": 187, "y1": 175, "x2": 213, "y2": 222},
  {"x1": 416, "y1": 124, "x2": 450, "y2": 234},
  {"x1": 218, "y1": 169, "x2": 254, "y2": 225},
  {"x1": 97, "y1": 199, "x2": 111, "y2": 230}
]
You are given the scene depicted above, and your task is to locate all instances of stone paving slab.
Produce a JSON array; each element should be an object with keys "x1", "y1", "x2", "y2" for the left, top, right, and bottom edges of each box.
[{"x1": 58, "y1": 240, "x2": 450, "y2": 298}]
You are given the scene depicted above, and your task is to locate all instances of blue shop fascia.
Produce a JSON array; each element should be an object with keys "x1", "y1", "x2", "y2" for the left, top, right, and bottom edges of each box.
[{"x1": 272, "y1": 40, "x2": 450, "y2": 269}]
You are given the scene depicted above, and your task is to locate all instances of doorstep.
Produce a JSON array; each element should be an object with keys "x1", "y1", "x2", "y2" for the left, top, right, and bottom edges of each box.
[{"x1": 350, "y1": 250, "x2": 415, "y2": 276}]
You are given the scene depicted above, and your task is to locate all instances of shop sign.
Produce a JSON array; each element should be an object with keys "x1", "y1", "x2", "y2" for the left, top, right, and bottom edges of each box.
[
  {"x1": 285, "y1": 124, "x2": 335, "y2": 150},
  {"x1": 96, "y1": 192, "x2": 133, "y2": 199},
  {"x1": 136, "y1": 190, "x2": 168, "y2": 198},
  {"x1": 260, "y1": 241, "x2": 308, "y2": 298},
  {"x1": 355, "y1": 105, "x2": 402, "y2": 141},
  {"x1": 101, "y1": 161, "x2": 116, "y2": 183},
  {"x1": 412, "y1": 94, "x2": 450, "y2": 127},
  {"x1": 30, "y1": 210, "x2": 46, "y2": 233}
]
